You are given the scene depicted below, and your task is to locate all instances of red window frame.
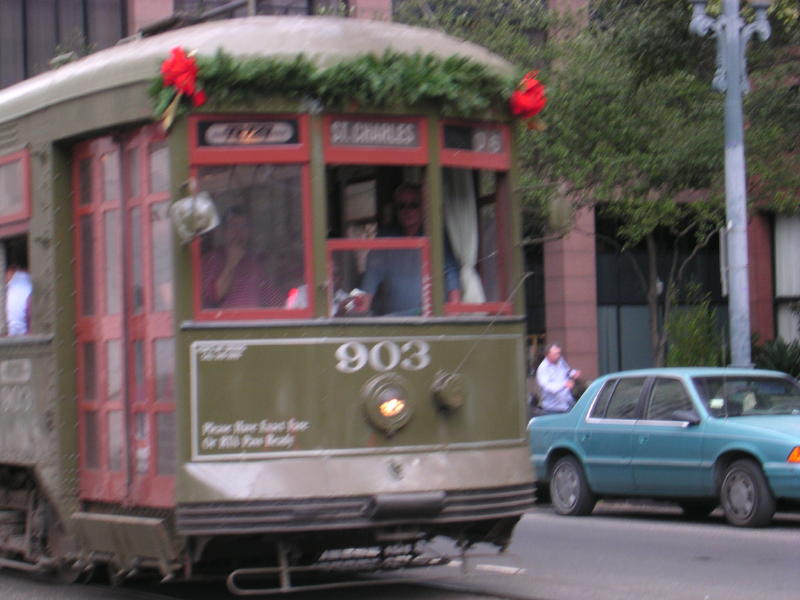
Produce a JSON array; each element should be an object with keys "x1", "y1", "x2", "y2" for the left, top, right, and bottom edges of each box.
[
  {"x1": 327, "y1": 237, "x2": 432, "y2": 317},
  {"x1": 440, "y1": 120, "x2": 513, "y2": 316},
  {"x1": 323, "y1": 115, "x2": 428, "y2": 165},
  {"x1": 189, "y1": 114, "x2": 314, "y2": 321},
  {"x1": 0, "y1": 148, "x2": 32, "y2": 235}
]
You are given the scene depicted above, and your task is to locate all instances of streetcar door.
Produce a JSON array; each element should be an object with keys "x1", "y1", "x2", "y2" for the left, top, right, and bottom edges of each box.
[{"x1": 73, "y1": 126, "x2": 176, "y2": 507}]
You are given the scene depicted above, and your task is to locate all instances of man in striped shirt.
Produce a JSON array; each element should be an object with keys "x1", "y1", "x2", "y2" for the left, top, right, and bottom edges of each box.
[{"x1": 201, "y1": 205, "x2": 277, "y2": 309}]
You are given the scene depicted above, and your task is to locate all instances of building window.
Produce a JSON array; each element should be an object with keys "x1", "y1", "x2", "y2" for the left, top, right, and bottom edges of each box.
[
  {"x1": 774, "y1": 215, "x2": 800, "y2": 341},
  {"x1": 0, "y1": 0, "x2": 126, "y2": 89}
]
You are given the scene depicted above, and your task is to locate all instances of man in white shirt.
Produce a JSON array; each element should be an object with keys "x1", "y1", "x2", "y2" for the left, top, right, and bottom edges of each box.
[
  {"x1": 6, "y1": 264, "x2": 32, "y2": 336},
  {"x1": 536, "y1": 343, "x2": 581, "y2": 413}
]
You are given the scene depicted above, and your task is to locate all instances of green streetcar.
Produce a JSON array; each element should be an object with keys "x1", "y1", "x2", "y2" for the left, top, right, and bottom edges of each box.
[{"x1": 0, "y1": 15, "x2": 534, "y2": 594}]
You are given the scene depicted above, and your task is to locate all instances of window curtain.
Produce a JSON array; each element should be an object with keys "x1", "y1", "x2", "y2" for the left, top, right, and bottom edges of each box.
[{"x1": 443, "y1": 168, "x2": 486, "y2": 303}]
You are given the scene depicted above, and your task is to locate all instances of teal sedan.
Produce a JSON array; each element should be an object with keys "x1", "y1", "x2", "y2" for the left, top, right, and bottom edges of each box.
[{"x1": 528, "y1": 367, "x2": 800, "y2": 527}]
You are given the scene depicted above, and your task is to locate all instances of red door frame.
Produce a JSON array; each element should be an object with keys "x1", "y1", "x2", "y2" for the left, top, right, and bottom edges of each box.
[
  {"x1": 73, "y1": 136, "x2": 127, "y2": 502},
  {"x1": 123, "y1": 126, "x2": 176, "y2": 507},
  {"x1": 73, "y1": 127, "x2": 175, "y2": 508}
]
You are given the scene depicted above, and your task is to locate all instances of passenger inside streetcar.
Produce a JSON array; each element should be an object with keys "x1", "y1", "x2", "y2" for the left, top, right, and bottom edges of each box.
[
  {"x1": 197, "y1": 163, "x2": 306, "y2": 312},
  {"x1": 3, "y1": 236, "x2": 31, "y2": 336},
  {"x1": 201, "y1": 205, "x2": 276, "y2": 308}
]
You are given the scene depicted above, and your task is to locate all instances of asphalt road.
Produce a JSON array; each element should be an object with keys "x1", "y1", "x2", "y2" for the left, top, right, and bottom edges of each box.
[
  {"x1": 2, "y1": 502, "x2": 799, "y2": 599},
  {"x1": 484, "y1": 501, "x2": 800, "y2": 600}
]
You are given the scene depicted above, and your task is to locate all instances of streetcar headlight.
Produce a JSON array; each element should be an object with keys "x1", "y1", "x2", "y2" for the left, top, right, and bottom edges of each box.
[
  {"x1": 362, "y1": 374, "x2": 413, "y2": 435},
  {"x1": 378, "y1": 396, "x2": 406, "y2": 418}
]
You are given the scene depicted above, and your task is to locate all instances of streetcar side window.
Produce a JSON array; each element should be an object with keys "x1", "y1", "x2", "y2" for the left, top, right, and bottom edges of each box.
[
  {"x1": 2, "y1": 235, "x2": 31, "y2": 336},
  {"x1": 0, "y1": 149, "x2": 32, "y2": 335},
  {"x1": 197, "y1": 164, "x2": 306, "y2": 312}
]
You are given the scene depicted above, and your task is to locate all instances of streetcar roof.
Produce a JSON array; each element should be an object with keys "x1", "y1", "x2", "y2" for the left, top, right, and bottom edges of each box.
[{"x1": 0, "y1": 16, "x2": 514, "y2": 125}]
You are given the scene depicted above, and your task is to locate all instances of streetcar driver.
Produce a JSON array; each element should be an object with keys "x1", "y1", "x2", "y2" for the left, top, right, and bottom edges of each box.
[{"x1": 349, "y1": 184, "x2": 460, "y2": 316}]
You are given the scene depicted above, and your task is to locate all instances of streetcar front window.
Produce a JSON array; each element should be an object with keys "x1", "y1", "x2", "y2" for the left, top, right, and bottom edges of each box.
[
  {"x1": 442, "y1": 167, "x2": 505, "y2": 305},
  {"x1": 440, "y1": 121, "x2": 514, "y2": 316},
  {"x1": 325, "y1": 165, "x2": 432, "y2": 317},
  {"x1": 197, "y1": 164, "x2": 306, "y2": 312}
]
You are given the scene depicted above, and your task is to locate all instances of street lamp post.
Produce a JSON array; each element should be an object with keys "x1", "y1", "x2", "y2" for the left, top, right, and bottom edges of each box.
[{"x1": 689, "y1": 0, "x2": 771, "y2": 367}]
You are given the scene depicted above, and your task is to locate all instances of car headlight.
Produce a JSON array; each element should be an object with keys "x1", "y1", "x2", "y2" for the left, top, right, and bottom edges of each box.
[{"x1": 787, "y1": 447, "x2": 800, "y2": 463}]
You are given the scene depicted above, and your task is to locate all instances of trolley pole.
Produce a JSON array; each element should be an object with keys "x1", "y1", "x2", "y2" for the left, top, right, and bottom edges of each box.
[{"x1": 689, "y1": 0, "x2": 771, "y2": 367}]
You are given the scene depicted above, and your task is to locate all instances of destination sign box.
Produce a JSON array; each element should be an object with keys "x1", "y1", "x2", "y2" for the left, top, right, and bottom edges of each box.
[
  {"x1": 198, "y1": 120, "x2": 299, "y2": 146},
  {"x1": 443, "y1": 124, "x2": 504, "y2": 154},
  {"x1": 329, "y1": 120, "x2": 419, "y2": 148}
]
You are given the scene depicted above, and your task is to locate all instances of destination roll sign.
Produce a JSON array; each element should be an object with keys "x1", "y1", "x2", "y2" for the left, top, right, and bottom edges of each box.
[
  {"x1": 329, "y1": 119, "x2": 419, "y2": 148},
  {"x1": 198, "y1": 120, "x2": 299, "y2": 146},
  {"x1": 443, "y1": 124, "x2": 504, "y2": 154}
]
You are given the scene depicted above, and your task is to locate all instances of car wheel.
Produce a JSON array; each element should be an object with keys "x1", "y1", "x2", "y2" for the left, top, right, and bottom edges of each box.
[
  {"x1": 550, "y1": 455, "x2": 596, "y2": 516},
  {"x1": 719, "y1": 459, "x2": 775, "y2": 527},
  {"x1": 678, "y1": 500, "x2": 717, "y2": 519}
]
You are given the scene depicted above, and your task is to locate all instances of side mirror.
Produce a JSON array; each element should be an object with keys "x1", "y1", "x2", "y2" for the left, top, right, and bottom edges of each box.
[{"x1": 672, "y1": 409, "x2": 701, "y2": 426}]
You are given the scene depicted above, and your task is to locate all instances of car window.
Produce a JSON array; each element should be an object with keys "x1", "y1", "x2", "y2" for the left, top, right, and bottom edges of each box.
[
  {"x1": 645, "y1": 378, "x2": 694, "y2": 421},
  {"x1": 589, "y1": 379, "x2": 617, "y2": 418},
  {"x1": 603, "y1": 377, "x2": 645, "y2": 419},
  {"x1": 692, "y1": 375, "x2": 800, "y2": 416}
]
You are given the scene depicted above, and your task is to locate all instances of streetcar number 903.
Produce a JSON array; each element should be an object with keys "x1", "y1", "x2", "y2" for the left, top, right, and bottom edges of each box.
[{"x1": 335, "y1": 340, "x2": 431, "y2": 373}]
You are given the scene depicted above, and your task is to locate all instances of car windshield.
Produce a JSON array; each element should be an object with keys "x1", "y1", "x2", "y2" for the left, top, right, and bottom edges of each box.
[{"x1": 692, "y1": 375, "x2": 800, "y2": 417}]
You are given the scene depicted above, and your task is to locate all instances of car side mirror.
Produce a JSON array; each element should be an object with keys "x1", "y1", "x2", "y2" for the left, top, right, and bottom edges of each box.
[{"x1": 672, "y1": 409, "x2": 701, "y2": 425}]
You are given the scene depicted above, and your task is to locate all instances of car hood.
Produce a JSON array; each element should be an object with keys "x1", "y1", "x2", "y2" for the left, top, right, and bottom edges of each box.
[{"x1": 716, "y1": 415, "x2": 800, "y2": 439}]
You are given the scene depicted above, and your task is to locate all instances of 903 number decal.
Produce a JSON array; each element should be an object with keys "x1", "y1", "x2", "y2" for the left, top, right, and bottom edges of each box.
[{"x1": 335, "y1": 340, "x2": 431, "y2": 374}]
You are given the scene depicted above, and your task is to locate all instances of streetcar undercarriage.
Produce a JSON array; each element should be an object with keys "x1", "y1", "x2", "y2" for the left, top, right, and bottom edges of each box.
[{"x1": 0, "y1": 467, "x2": 529, "y2": 594}]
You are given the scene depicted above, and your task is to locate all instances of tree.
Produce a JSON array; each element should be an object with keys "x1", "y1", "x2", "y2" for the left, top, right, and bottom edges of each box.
[
  {"x1": 395, "y1": 0, "x2": 799, "y2": 366},
  {"x1": 535, "y1": 2, "x2": 729, "y2": 365}
]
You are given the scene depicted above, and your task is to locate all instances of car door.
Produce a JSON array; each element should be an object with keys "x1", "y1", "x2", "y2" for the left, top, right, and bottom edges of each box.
[
  {"x1": 632, "y1": 376, "x2": 706, "y2": 494},
  {"x1": 576, "y1": 377, "x2": 645, "y2": 494}
]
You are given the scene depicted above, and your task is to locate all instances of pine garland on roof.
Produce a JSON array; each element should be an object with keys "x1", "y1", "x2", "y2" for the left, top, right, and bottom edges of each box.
[{"x1": 150, "y1": 48, "x2": 517, "y2": 122}]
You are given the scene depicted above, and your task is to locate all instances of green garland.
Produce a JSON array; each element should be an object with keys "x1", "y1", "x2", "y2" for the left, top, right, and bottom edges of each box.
[{"x1": 150, "y1": 49, "x2": 517, "y2": 120}]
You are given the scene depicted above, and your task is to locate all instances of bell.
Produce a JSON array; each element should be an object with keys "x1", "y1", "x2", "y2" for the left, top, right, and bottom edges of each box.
[{"x1": 168, "y1": 191, "x2": 220, "y2": 244}]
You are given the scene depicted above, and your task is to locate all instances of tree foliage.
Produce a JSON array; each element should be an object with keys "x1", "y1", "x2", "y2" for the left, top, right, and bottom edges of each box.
[
  {"x1": 396, "y1": 0, "x2": 798, "y2": 365},
  {"x1": 666, "y1": 289, "x2": 724, "y2": 368}
]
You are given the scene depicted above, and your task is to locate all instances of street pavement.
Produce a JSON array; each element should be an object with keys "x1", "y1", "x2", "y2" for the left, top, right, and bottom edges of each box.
[{"x1": 2, "y1": 502, "x2": 799, "y2": 599}]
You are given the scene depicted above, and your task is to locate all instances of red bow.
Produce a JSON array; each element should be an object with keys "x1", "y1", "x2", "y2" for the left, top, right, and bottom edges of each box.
[
  {"x1": 509, "y1": 70, "x2": 547, "y2": 128},
  {"x1": 161, "y1": 47, "x2": 206, "y2": 105}
]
